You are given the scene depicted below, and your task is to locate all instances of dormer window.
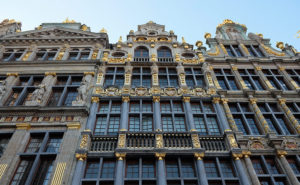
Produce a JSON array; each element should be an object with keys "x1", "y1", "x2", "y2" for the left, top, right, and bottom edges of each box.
[
  {"x1": 68, "y1": 48, "x2": 91, "y2": 60},
  {"x1": 35, "y1": 48, "x2": 58, "y2": 61},
  {"x1": 112, "y1": 52, "x2": 125, "y2": 58},
  {"x1": 181, "y1": 53, "x2": 194, "y2": 58},
  {"x1": 224, "y1": 45, "x2": 243, "y2": 57},
  {"x1": 2, "y1": 49, "x2": 25, "y2": 61}
]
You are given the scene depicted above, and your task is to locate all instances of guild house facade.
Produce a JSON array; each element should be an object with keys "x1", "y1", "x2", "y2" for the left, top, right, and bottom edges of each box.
[{"x1": 0, "y1": 18, "x2": 300, "y2": 185}]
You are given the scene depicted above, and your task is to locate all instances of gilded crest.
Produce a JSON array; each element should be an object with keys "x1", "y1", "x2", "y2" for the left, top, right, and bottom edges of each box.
[
  {"x1": 105, "y1": 87, "x2": 120, "y2": 96},
  {"x1": 135, "y1": 87, "x2": 149, "y2": 96},
  {"x1": 163, "y1": 87, "x2": 177, "y2": 96}
]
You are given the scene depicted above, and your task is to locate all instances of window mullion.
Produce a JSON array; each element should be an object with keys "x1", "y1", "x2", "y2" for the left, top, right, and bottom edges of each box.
[
  {"x1": 39, "y1": 132, "x2": 49, "y2": 153},
  {"x1": 57, "y1": 86, "x2": 68, "y2": 106},
  {"x1": 24, "y1": 155, "x2": 41, "y2": 185},
  {"x1": 98, "y1": 158, "x2": 104, "y2": 180}
]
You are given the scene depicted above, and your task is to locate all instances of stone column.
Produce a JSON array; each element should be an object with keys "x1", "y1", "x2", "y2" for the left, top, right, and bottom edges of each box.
[
  {"x1": 120, "y1": 96, "x2": 129, "y2": 131},
  {"x1": 242, "y1": 151, "x2": 260, "y2": 185},
  {"x1": 232, "y1": 153, "x2": 251, "y2": 185},
  {"x1": 249, "y1": 98, "x2": 271, "y2": 134},
  {"x1": 56, "y1": 44, "x2": 70, "y2": 61},
  {"x1": 26, "y1": 44, "x2": 38, "y2": 61},
  {"x1": 50, "y1": 123, "x2": 82, "y2": 185},
  {"x1": 277, "y1": 150, "x2": 300, "y2": 185},
  {"x1": 155, "y1": 153, "x2": 167, "y2": 185},
  {"x1": 71, "y1": 154, "x2": 86, "y2": 185},
  {"x1": 277, "y1": 66, "x2": 300, "y2": 90},
  {"x1": 0, "y1": 123, "x2": 31, "y2": 185},
  {"x1": 278, "y1": 98, "x2": 300, "y2": 134},
  {"x1": 194, "y1": 153, "x2": 208, "y2": 185},
  {"x1": 0, "y1": 73, "x2": 18, "y2": 106},
  {"x1": 153, "y1": 96, "x2": 162, "y2": 131},
  {"x1": 254, "y1": 66, "x2": 276, "y2": 90},
  {"x1": 86, "y1": 97, "x2": 99, "y2": 130},
  {"x1": 114, "y1": 153, "x2": 126, "y2": 185},
  {"x1": 221, "y1": 98, "x2": 238, "y2": 132},
  {"x1": 183, "y1": 96, "x2": 196, "y2": 131},
  {"x1": 212, "y1": 97, "x2": 230, "y2": 131},
  {"x1": 231, "y1": 65, "x2": 249, "y2": 90}
]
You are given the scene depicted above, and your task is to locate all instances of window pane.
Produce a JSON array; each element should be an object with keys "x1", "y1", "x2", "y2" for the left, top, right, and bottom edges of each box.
[
  {"x1": 181, "y1": 160, "x2": 195, "y2": 177},
  {"x1": 64, "y1": 90, "x2": 77, "y2": 106},
  {"x1": 204, "y1": 160, "x2": 219, "y2": 177},
  {"x1": 142, "y1": 160, "x2": 155, "y2": 178},
  {"x1": 162, "y1": 116, "x2": 174, "y2": 132},
  {"x1": 166, "y1": 160, "x2": 179, "y2": 178},
  {"x1": 220, "y1": 160, "x2": 235, "y2": 177},
  {"x1": 85, "y1": 161, "x2": 99, "y2": 178},
  {"x1": 26, "y1": 137, "x2": 43, "y2": 153},
  {"x1": 32, "y1": 158, "x2": 54, "y2": 185},
  {"x1": 126, "y1": 160, "x2": 139, "y2": 178},
  {"x1": 11, "y1": 159, "x2": 34, "y2": 185},
  {"x1": 101, "y1": 160, "x2": 115, "y2": 178},
  {"x1": 45, "y1": 136, "x2": 62, "y2": 153}
]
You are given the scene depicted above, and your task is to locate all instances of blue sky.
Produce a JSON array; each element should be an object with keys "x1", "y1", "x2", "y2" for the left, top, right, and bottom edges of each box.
[{"x1": 1, "y1": 0, "x2": 300, "y2": 49}]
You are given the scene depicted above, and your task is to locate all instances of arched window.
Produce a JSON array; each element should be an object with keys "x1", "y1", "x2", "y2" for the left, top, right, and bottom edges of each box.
[
  {"x1": 134, "y1": 47, "x2": 149, "y2": 58},
  {"x1": 157, "y1": 47, "x2": 172, "y2": 58}
]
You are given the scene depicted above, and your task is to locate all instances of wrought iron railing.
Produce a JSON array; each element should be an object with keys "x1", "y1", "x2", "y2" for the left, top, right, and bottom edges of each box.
[
  {"x1": 126, "y1": 133, "x2": 155, "y2": 148},
  {"x1": 163, "y1": 133, "x2": 192, "y2": 148},
  {"x1": 199, "y1": 136, "x2": 227, "y2": 151},
  {"x1": 157, "y1": 57, "x2": 174, "y2": 62},
  {"x1": 133, "y1": 57, "x2": 149, "y2": 62}
]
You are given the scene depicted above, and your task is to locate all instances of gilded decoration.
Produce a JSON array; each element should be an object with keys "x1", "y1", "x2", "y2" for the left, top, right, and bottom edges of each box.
[
  {"x1": 194, "y1": 152, "x2": 205, "y2": 160},
  {"x1": 150, "y1": 54, "x2": 157, "y2": 62},
  {"x1": 118, "y1": 134, "x2": 126, "y2": 148},
  {"x1": 232, "y1": 153, "x2": 243, "y2": 160},
  {"x1": 152, "y1": 73, "x2": 159, "y2": 86},
  {"x1": 207, "y1": 45, "x2": 220, "y2": 56},
  {"x1": 115, "y1": 152, "x2": 126, "y2": 160},
  {"x1": 191, "y1": 134, "x2": 201, "y2": 148},
  {"x1": 102, "y1": 52, "x2": 109, "y2": 62},
  {"x1": 91, "y1": 97, "x2": 100, "y2": 103},
  {"x1": 155, "y1": 153, "x2": 166, "y2": 160},
  {"x1": 240, "y1": 44, "x2": 249, "y2": 55},
  {"x1": 67, "y1": 122, "x2": 81, "y2": 129},
  {"x1": 156, "y1": 134, "x2": 163, "y2": 148},
  {"x1": 282, "y1": 139, "x2": 298, "y2": 150},
  {"x1": 22, "y1": 51, "x2": 32, "y2": 61},
  {"x1": 0, "y1": 164, "x2": 7, "y2": 180},
  {"x1": 175, "y1": 53, "x2": 180, "y2": 62},
  {"x1": 150, "y1": 87, "x2": 161, "y2": 95},
  {"x1": 50, "y1": 162, "x2": 66, "y2": 185},
  {"x1": 255, "y1": 66, "x2": 262, "y2": 71},
  {"x1": 220, "y1": 44, "x2": 228, "y2": 55},
  {"x1": 183, "y1": 97, "x2": 190, "y2": 103},
  {"x1": 204, "y1": 32, "x2": 211, "y2": 39},
  {"x1": 182, "y1": 58, "x2": 198, "y2": 64},
  {"x1": 6, "y1": 73, "x2": 18, "y2": 77},
  {"x1": 153, "y1": 96, "x2": 160, "y2": 102},
  {"x1": 227, "y1": 134, "x2": 238, "y2": 148},
  {"x1": 193, "y1": 88, "x2": 205, "y2": 96},
  {"x1": 84, "y1": 72, "x2": 95, "y2": 76},
  {"x1": 206, "y1": 88, "x2": 216, "y2": 95},
  {"x1": 105, "y1": 87, "x2": 120, "y2": 96},
  {"x1": 277, "y1": 150, "x2": 287, "y2": 158},
  {"x1": 124, "y1": 73, "x2": 131, "y2": 85},
  {"x1": 197, "y1": 53, "x2": 205, "y2": 62},
  {"x1": 134, "y1": 87, "x2": 150, "y2": 96},
  {"x1": 45, "y1": 72, "x2": 56, "y2": 76},
  {"x1": 276, "y1": 42, "x2": 284, "y2": 50},
  {"x1": 179, "y1": 73, "x2": 186, "y2": 85},
  {"x1": 247, "y1": 138, "x2": 266, "y2": 150},
  {"x1": 122, "y1": 96, "x2": 130, "y2": 102},
  {"x1": 212, "y1": 97, "x2": 220, "y2": 104},
  {"x1": 261, "y1": 44, "x2": 285, "y2": 56},
  {"x1": 126, "y1": 54, "x2": 133, "y2": 61},
  {"x1": 108, "y1": 58, "x2": 125, "y2": 64},
  {"x1": 16, "y1": 123, "x2": 31, "y2": 130},
  {"x1": 96, "y1": 73, "x2": 103, "y2": 85},
  {"x1": 217, "y1": 19, "x2": 247, "y2": 31},
  {"x1": 79, "y1": 135, "x2": 89, "y2": 149},
  {"x1": 75, "y1": 153, "x2": 87, "y2": 161},
  {"x1": 206, "y1": 73, "x2": 214, "y2": 86},
  {"x1": 163, "y1": 87, "x2": 177, "y2": 96},
  {"x1": 242, "y1": 150, "x2": 251, "y2": 158}
]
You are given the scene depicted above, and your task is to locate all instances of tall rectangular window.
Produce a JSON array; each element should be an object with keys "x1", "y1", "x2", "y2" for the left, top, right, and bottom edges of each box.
[
  {"x1": 0, "y1": 134, "x2": 12, "y2": 157},
  {"x1": 204, "y1": 157, "x2": 239, "y2": 185},
  {"x1": 262, "y1": 69, "x2": 290, "y2": 90},
  {"x1": 258, "y1": 102, "x2": 294, "y2": 135},
  {"x1": 104, "y1": 67, "x2": 124, "y2": 88},
  {"x1": 132, "y1": 67, "x2": 151, "y2": 88},
  {"x1": 159, "y1": 68, "x2": 178, "y2": 88},
  {"x1": 161, "y1": 100, "x2": 186, "y2": 132},
  {"x1": 239, "y1": 69, "x2": 264, "y2": 90},
  {"x1": 229, "y1": 102, "x2": 261, "y2": 135},
  {"x1": 83, "y1": 158, "x2": 116, "y2": 184},
  {"x1": 286, "y1": 69, "x2": 300, "y2": 87},
  {"x1": 185, "y1": 68, "x2": 205, "y2": 88},
  {"x1": 48, "y1": 75, "x2": 83, "y2": 106},
  {"x1": 252, "y1": 156, "x2": 287, "y2": 184},
  {"x1": 94, "y1": 100, "x2": 121, "y2": 135},
  {"x1": 214, "y1": 69, "x2": 239, "y2": 90},
  {"x1": 32, "y1": 158, "x2": 54, "y2": 185},
  {"x1": 129, "y1": 100, "x2": 153, "y2": 131},
  {"x1": 192, "y1": 100, "x2": 220, "y2": 135}
]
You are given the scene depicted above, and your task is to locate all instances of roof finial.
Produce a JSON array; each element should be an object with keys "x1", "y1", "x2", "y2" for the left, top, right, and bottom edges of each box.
[
  {"x1": 118, "y1": 36, "x2": 122, "y2": 42},
  {"x1": 100, "y1": 27, "x2": 107, "y2": 33},
  {"x1": 182, "y1": 37, "x2": 186, "y2": 44}
]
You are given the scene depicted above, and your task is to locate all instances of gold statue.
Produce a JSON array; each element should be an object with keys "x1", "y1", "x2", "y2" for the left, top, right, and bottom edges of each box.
[
  {"x1": 118, "y1": 36, "x2": 122, "y2": 42},
  {"x1": 182, "y1": 37, "x2": 186, "y2": 44}
]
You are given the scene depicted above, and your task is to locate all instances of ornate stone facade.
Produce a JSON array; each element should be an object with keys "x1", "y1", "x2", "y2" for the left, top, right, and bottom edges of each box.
[{"x1": 0, "y1": 19, "x2": 299, "y2": 185}]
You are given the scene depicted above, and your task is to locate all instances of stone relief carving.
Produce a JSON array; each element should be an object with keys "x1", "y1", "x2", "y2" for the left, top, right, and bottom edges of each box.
[
  {"x1": 25, "y1": 84, "x2": 46, "y2": 106},
  {"x1": 73, "y1": 74, "x2": 93, "y2": 106},
  {"x1": 0, "y1": 80, "x2": 6, "y2": 100}
]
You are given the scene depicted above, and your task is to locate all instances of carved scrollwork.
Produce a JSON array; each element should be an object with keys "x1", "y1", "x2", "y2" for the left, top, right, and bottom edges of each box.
[
  {"x1": 79, "y1": 135, "x2": 89, "y2": 149},
  {"x1": 105, "y1": 87, "x2": 120, "y2": 96},
  {"x1": 156, "y1": 134, "x2": 163, "y2": 148}
]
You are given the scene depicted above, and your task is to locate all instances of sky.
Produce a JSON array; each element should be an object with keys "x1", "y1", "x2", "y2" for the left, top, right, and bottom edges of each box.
[{"x1": 1, "y1": 0, "x2": 300, "y2": 50}]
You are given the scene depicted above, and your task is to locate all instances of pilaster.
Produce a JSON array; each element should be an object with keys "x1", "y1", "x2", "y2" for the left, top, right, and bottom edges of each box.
[
  {"x1": 221, "y1": 98, "x2": 238, "y2": 131},
  {"x1": 120, "y1": 96, "x2": 129, "y2": 131},
  {"x1": 194, "y1": 152, "x2": 208, "y2": 185},
  {"x1": 155, "y1": 153, "x2": 167, "y2": 185},
  {"x1": 249, "y1": 98, "x2": 271, "y2": 134},
  {"x1": 242, "y1": 151, "x2": 260, "y2": 185},
  {"x1": 153, "y1": 96, "x2": 162, "y2": 131},
  {"x1": 213, "y1": 97, "x2": 230, "y2": 131},
  {"x1": 232, "y1": 153, "x2": 251, "y2": 185},
  {"x1": 114, "y1": 153, "x2": 126, "y2": 185},
  {"x1": 254, "y1": 65, "x2": 275, "y2": 90},
  {"x1": 183, "y1": 96, "x2": 196, "y2": 131},
  {"x1": 231, "y1": 65, "x2": 249, "y2": 90},
  {"x1": 278, "y1": 98, "x2": 300, "y2": 134}
]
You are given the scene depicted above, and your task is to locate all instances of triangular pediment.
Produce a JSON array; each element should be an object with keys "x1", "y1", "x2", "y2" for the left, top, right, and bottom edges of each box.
[{"x1": 2, "y1": 27, "x2": 105, "y2": 40}]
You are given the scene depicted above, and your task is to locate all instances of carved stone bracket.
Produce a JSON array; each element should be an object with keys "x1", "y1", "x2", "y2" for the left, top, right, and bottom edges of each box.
[
  {"x1": 115, "y1": 152, "x2": 126, "y2": 160},
  {"x1": 155, "y1": 153, "x2": 166, "y2": 160},
  {"x1": 194, "y1": 152, "x2": 205, "y2": 160}
]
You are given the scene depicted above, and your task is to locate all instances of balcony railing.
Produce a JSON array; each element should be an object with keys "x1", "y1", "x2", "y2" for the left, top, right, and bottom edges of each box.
[
  {"x1": 199, "y1": 136, "x2": 227, "y2": 151},
  {"x1": 90, "y1": 136, "x2": 118, "y2": 152},
  {"x1": 133, "y1": 57, "x2": 149, "y2": 62},
  {"x1": 127, "y1": 133, "x2": 155, "y2": 148},
  {"x1": 157, "y1": 57, "x2": 174, "y2": 63},
  {"x1": 163, "y1": 133, "x2": 192, "y2": 148}
]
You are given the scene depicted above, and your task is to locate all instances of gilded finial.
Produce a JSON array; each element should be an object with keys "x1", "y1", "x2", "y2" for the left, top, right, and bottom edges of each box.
[
  {"x1": 170, "y1": 30, "x2": 174, "y2": 34},
  {"x1": 100, "y1": 27, "x2": 107, "y2": 33},
  {"x1": 81, "y1": 24, "x2": 88, "y2": 31},
  {"x1": 256, "y1": 33, "x2": 263, "y2": 38},
  {"x1": 63, "y1": 18, "x2": 76, "y2": 23},
  {"x1": 148, "y1": 20, "x2": 154, "y2": 24},
  {"x1": 195, "y1": 41, "x2": 203, "y2": 48},
  {"x1": 204, "y1": 33, "x2": 211, "y2": 39},
  {"x1": 276, "y1": 42, "x2": 284, "y2": 50},
  {"x1": 296, "y1": 30, "x2": 300, "y2": 38},
  {"x1": 182, "y1": 37, "x2": 186, "y2": 44},
  {"x1": 129, "y1": 30, "x2": 134, "y2": 34},
  {"x1": 118, "y1": 36, "x2": 122, "y2": 42}
]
